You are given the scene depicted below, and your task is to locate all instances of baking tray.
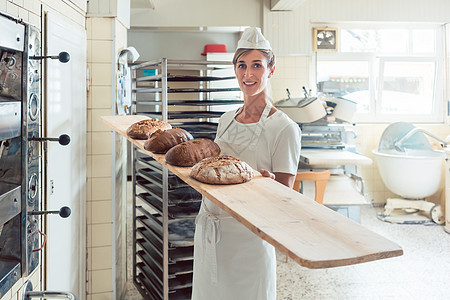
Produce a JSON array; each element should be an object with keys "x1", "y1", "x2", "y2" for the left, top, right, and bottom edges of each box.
[
  {"x1": 142, "y1": 111, "x2": 225, "y2": 120},
  {"x1": 136, "y1": 209, "x2": 195, "y2": 242},
  {"x1": 136, "y1": 180, "x2": 202, "y2": 204},
  {"x1": 136, "y1": 155, "x2": 163, "y2": 172},
  {"x1": 136, "y1": 74, "x2": 236, "y2": 82},
  {"x1": 136, "y1": 263, "x2": 192, "y2": 300},
  {"x1": 137, "y1": 168, "x2": 188, "y2": 190},
  {"x1": 137, "y1": 192, "x2": 200, "y2": 218},
  {"x1": 136, "y1": 269, "x2": 163, "y2": 299},
  {"x1": 138, "y1": 250, "x2": 193, "y2": 279},
  {"x1": 137, "y1": 238, "x2": 193, "y2": 263}
]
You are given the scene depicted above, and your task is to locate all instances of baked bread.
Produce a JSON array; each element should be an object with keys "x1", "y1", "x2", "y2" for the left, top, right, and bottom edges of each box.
[
  {"x1": 165, "y1": 138, "x2": 221, "y2": 167},
  {"x1": 127, "y1": 119, "x2": 172, "y2": 139},
  {"x1": 144, "y1": 128, "x2": 193, "y2": 154},
  {"x1": 190, "y1": 155, "x2": 253, "y2": 184}
]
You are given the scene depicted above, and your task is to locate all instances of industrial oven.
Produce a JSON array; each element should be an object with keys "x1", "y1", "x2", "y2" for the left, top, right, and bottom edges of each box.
[{"x1": 0, "y1": 12, "x2": 73, "y2": 299}]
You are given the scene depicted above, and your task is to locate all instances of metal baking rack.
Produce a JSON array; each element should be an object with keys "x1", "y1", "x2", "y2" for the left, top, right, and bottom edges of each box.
[{"x1": 130, "y1": 59, "x2": 241, "y2": 299}]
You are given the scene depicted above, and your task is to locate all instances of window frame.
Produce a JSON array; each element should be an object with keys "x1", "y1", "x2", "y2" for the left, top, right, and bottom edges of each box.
[{"x1": 314, "y1": 23, "x2": 445, "y2": 124}]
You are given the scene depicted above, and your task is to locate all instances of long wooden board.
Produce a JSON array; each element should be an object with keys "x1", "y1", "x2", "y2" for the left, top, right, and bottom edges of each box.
[{"x1": 101, "y1": 115, "x2": 403, "y2": 269}]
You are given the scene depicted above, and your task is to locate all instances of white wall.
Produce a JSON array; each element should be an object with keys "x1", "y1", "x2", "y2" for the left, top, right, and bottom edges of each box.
[
  {"x1": 263, "y1": 0, "x2": 450, "y2": 55},
  {"x1": 130, "y1": 0, "x2": 262, "y2": 28},
  {"x1": 128, "y1": 29, "x2": 240, "y2": 61}
]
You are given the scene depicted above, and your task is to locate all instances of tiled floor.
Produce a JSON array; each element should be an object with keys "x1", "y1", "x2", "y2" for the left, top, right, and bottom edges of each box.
[{"x1": 124, "y1": 203, "x2": 450, "y2": 300}]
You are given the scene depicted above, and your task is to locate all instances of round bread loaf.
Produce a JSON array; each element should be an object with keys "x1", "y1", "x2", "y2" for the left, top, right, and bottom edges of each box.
[
  {"x1": 165, "y1": 138, "x2": 221, "y2": 167},
  {"x1": 144, "y1": 128, "x2": 193, "y2": 154},
  {"x1": 127, "y1": 119, "x2": 172, "y2": 140},
  {"x1": 190, "y1": 155, "x2": 253, "y2": 184}
]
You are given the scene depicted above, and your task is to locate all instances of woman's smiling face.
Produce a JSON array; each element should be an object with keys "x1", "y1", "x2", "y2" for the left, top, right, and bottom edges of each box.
[{"x1": 234, "y1": 50, "x2": 274, "y2": 97}]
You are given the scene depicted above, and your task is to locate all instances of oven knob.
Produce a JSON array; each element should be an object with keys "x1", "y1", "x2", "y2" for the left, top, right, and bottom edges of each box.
[
  {"x1": 29, "y1": 51, "x2": 70, "y2": 63},
  {"x1": 32, "y1": 134, "x2": 70, "y2": 146},
  {"x1": 30, "y1": 206, "x2": 71, "y2": 218}
]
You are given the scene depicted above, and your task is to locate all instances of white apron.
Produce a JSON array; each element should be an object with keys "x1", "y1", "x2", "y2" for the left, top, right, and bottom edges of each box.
[{"x1": 191, "y1": 103, "x2": 276, "y2": 300}]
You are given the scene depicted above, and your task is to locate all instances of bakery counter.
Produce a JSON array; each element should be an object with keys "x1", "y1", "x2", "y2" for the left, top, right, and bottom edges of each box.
[{"x1": 101, "y1": 115, "x2": 403, "y2": 269}]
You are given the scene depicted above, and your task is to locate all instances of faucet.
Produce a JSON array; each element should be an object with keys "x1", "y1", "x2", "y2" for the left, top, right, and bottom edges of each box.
[{"x1": 394, "y1": 128, "x2": 447, "y2": 152}]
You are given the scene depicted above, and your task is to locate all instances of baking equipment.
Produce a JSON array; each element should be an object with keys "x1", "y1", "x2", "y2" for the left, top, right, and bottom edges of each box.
[
  {"x1": 275, "y1": 95, "x2": 327, "y2": 123},
  {"x1": 298, "y1": 120, "x2": 372, "y2": 221},
  {"x1": 0, "y1": 13, "x2": 72, "y2": 298},
  {"x1": 328, "y1": 97, "x2": 357, "y2": 123}
]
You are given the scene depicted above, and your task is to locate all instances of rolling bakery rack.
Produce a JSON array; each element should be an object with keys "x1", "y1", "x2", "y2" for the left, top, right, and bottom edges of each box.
[{"x1": 130, "y1": 58, "x2": 242, "y2": 299}]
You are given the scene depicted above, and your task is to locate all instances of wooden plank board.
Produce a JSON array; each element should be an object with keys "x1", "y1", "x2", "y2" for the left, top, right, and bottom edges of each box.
[{"x1": 101, "y1": 115, "x2": 403, "y2": 269}]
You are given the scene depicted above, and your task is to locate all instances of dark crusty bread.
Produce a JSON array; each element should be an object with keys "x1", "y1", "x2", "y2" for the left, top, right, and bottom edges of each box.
[
  {"x1": 190, "y1": 155, "x2": 253, "y2": 184},
  {"x1": 127, "y1": 119, "x2": 172, "y2": 139},
  {"x1": 144, "y1": 128, "x2": 193, "y2": 154},
  {"x1": 165, "y1": 138, "x2": 221, "y2": 167}
]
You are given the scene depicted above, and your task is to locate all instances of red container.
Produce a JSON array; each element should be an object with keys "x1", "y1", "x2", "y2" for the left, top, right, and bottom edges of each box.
[{"x1": 201, "y1": 44, "x2": 227, "y2": 56}]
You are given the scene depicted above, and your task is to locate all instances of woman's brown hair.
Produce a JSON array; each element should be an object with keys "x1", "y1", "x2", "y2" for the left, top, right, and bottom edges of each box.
[{"x1": 232, "y1": 49, "x2": 275, "y2": 68}]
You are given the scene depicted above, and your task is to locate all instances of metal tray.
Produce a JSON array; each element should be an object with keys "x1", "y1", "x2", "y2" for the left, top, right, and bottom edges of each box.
[
  {"x1": 136, "y1": 269, "x2": 163, "y2": 299},
  {"x1": 142, "y1": 111, "x2": 225, "y2": 120},
  {"x1": 137, "y1": 168, "x2": 188, "y2": 190},
  {"x1": 136, "y1": 74, "x2": 236, "y2": 82},
  {"x1": 136, "y1": 180, "x2": 202, "y2": 204},
  {"x1": 138, "y1": 250, "x2": 193, "y2": 278},
  {"x1": 136, "y1": 209, "x2": 195, "y2": 242},
  {"x1": 137, "y1": 238, "x2": 193, "y2": 263},
  {"x1": 137, "y1": 192, "x2": 200, "y2": 219}
]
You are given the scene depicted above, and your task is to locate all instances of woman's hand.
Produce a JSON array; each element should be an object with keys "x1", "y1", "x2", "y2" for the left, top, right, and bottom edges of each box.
[
  {"x1": 260, "y1": 169, "x2": 295, "y2": 188},
  {"x1": 260, "y1": 169, "x2": 275, "y2": 180}
]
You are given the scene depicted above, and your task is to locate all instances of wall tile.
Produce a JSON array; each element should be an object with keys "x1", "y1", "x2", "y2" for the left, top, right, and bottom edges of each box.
[
  {"x1": 91, "y1": 154, "x2": 112, "y2": 177},
  {"x1": 10, "y1": 277, "x2": 23, "y2": 298},
  {"x1": 87, "y1": 225, "x2": 92, "y2": 248},
  {"x1": 0, "y1": 1, "x2": 6, "y2": 11},
  {"x1": 91, "y1": 292, "x2": 113, "y2": 300},
  {"x1": 91, "y1": 177, "x2": 112, "y2": 201},
  {"x1": 90, "y1": 86, "x2": 112, "y2": 109},
  {"x1": 86, "y1": 131, "x2": 92, "y2": 155},
  {"x1": 18, "y1": 5, "x2": 28, "y2": 21},
  {"x1": 6, "y1": 1, "x2": 19, "y2": 17},
  {"x1": 91, "y1": 132, "x2": 112, "y2": 155},
  {"x1": 91, "y1": 17, "x2": 113, "y2": 40},
  {"x1": 91, "y1": 269, "x2": 113, "y2": 293},
  {"x1": 86, "y1": 201, "x2": 92, "y2": 225},
  {"x1": 91, "y1": 200, "x2": 112, "y2": 224},
  {"x1": 86, "y1": 154, "x2": 92, "y2": 179},
  {"x1": 91, "y1": 40, "x2": 113, "y2": 63},
  {"x1": 91, "y1": 108, "x2": 112, "y2": 132},
  {"x1": 87, "y1": 178, "x2": 93, "y2": 201},
  {"x1": 87, "y1": 39, "x2": 92, "y2": 63},
  {"x1": 90, "y1": 246, "x2": 112, "y2": 270},
  {"x1": 87, "y1": 107, "x2": 93, "y2": 132},
  {"x1": 11, "y1": 0, "x2": 24, "y2": 7},
  {"x1": 91, "y1": 63, "x2": 112, "y2": 86},
  {"x1": 91, "y1": 223, "x2": 112, "y2": 247},
  {"x1": 86, "y1": 17, "x2": 92, "y2": 40}
]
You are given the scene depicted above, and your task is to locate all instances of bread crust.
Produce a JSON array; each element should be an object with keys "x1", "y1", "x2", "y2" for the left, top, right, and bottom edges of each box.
[
  {"x1": 190, "y1": 155, "x2": 253, "y2": 184},
  {"x1": 144, "y1": 128, "x2": 193, "y2": 153},
  {"x1": 165, "y1": 138, "x2": 221, "y2": 167},
  {"x1": 127, "y1": 119, "x2": 172, "y2": 139}
]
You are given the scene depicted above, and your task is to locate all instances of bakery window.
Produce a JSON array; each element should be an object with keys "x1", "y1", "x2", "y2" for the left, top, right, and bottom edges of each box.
[{"x1": 315, "y1": 24, "x2": 444, "y2": 124}]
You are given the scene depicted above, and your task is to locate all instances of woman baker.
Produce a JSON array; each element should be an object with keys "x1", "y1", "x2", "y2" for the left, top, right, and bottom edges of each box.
[{"x1": 192, "y1": 27, "x2": 301, "y2": 300}]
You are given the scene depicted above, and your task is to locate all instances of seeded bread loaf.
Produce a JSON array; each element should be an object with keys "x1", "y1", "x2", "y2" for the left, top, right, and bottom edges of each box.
[
  {"x1": 165, "y1": 138, "x2": 221, "y2": 167},
  {"x1": 144, "y1": 128, "x2": 193, "y2": 154},
  {"x1": 190, "y1": 155, "x2": 253, "y2": 184},
  {"x1": 127, "y1": 119, "x2": 172, "y2": 140}
]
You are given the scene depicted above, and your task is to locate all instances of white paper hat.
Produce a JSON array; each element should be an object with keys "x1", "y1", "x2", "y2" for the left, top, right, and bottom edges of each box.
[{"x1": 237, "y1": 27, "x2": 271, "y2": 50}]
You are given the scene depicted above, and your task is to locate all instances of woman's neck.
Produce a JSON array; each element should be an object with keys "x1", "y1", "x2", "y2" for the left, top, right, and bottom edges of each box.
[{"x1": 236, "y1": 94, "x2": 272, "y2": 124}]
